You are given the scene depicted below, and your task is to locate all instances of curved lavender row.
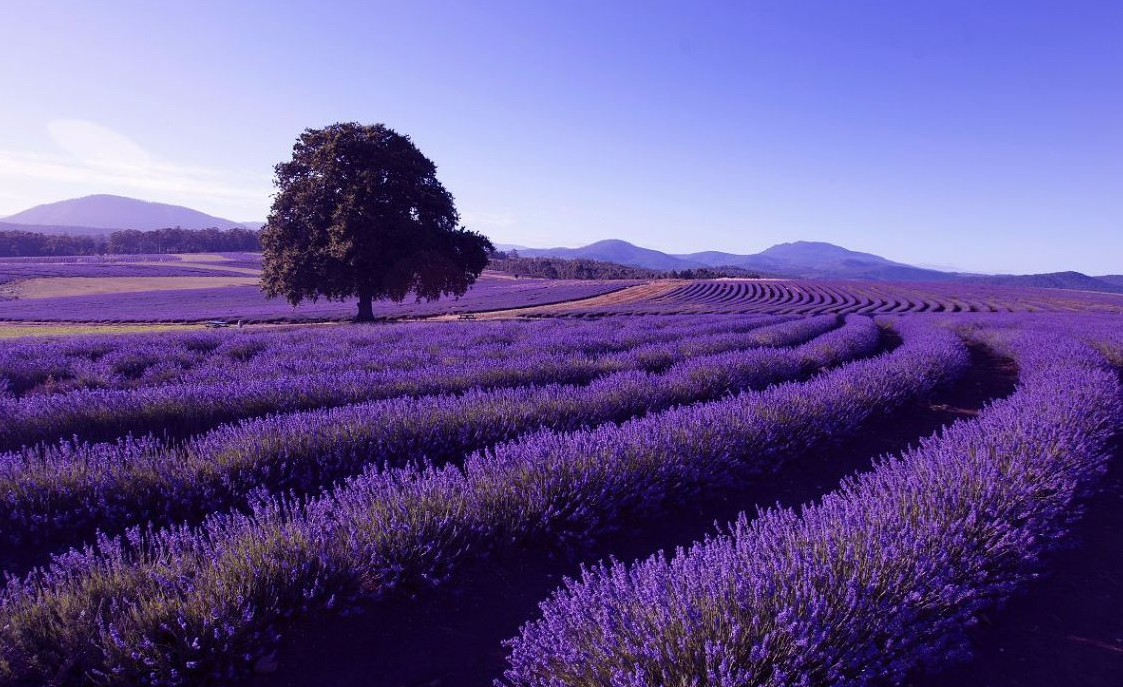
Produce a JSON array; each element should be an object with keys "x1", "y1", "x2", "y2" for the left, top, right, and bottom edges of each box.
[
  {"x1": 0, "y1": 318, "x2": 877, "y2": 552},
  {"x1": 0, "y1": 315, "x2": 811, "y2": 450},
  {"x1": 576, "y1": 279, "x2": 1123, "y2": 315},
  {"x1": 0, "y1": 316, "x2": 828, "y2": 452},
  {"x1": 499, "y1": 327, "x2": 1122, "y2": 687},
  {"x1": 951, "y1": 312, "x2": 1123, "y2": 368},
  {"x1": 0, "y1": 314, "x2": 792, "y2": 398},
  {"x1": 0, "y1": 319, "x2": 965, "y2": 685},
  {"x1": 0, "y1": 314, "x2": 844, "y2": 538},
  {"x1": 11, "y1": 314, "x2": 761, "y2": 393},
  {"x1": 0, "y1": 315, "x2": 715, "y2": 395}
]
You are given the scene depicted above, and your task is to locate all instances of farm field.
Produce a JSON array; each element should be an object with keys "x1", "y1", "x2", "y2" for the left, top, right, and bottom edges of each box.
[
  {"x1": 504, "y1": 278, "x2": 1123, "y2": 317},
  {"x1": 0, "y1": 299, "x2": 1120, "y2": 687},
  {"x1": 6, "y1": 4, "x2": 1117, "y2": 685},
  {"x1": 3, "y1": 253, "x2": 1123, "y2": 328},
  {"x1": 0, "y1": 254, "x2": 637, "y2": 323}
]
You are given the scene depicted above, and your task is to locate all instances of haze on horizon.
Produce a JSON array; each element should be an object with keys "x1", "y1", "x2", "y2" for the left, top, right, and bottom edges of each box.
[{"x1": 1, "y1": 1, "x2": 1120, "y2": 275}]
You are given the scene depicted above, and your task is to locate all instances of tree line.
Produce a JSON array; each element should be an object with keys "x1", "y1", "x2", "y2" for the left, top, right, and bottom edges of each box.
[
  {"x1": 0, "y1": 227, "x2": 261, "y2": 257},
  {"x1": 488, "y1": 252, "x2": 759, "y2": 281}
]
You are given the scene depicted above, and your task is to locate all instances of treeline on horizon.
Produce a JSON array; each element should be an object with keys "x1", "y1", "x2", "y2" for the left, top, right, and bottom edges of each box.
[
  {"x1": 0, "y1": 230, "x2": 762, "y2": 282},
  {"x1": 0, "y1": 227, "x2": 261, "y2": 257},
  {"x1": 488, "y1": 252, "x2": 759, "y2": 281}
]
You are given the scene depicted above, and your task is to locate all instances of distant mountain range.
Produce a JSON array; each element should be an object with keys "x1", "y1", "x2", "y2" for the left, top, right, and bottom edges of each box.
[
  {"x1": 2, "y1": 195, "x2": 1119, "y2": 295},
  {"x1": 1, "y1": 195, "x2": 260, "y2": 232},
  {"x1": 499, "y1": 239, "x2": 1123, "y2": 294},
  {"x1": 501, "y1": 239, "x2": 953, "y2": 281}
]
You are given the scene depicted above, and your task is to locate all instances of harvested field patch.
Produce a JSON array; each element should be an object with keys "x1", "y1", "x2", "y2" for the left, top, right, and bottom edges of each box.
[{"x1": 8, "y1": 275, "x2": 261, "y2": 299}]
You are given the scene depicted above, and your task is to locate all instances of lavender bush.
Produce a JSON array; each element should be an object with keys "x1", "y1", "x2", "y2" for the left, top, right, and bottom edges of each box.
[
  {"x1": 0, "y1": 313, "x2": 793, "y2": 397},
  {"x1": 563, "y1": 279, "x2": 1123, "y2": 316},
  {"x1": 499, "y1": 324, "x2": 1123, "y2": 687},
  {"x1": 0, "y1": 317, "x2": 877, "y2": 553},
  {"x1": 0, "y1": 316, "x2": 825, "y2": 449},
  {"x1": 0, "y1": 317, "x2": 965, "y2": 685},
  {"x1": 3, "y1": 307, "x2": 1118, "y2": 687}
]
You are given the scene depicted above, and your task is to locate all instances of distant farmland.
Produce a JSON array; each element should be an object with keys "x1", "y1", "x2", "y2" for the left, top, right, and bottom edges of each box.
[{"x1": 1, "y1": 252, "x2": 1121, "y2": 324}]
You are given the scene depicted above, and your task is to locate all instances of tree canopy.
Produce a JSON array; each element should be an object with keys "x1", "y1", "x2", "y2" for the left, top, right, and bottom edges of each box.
[{"x1": 260, "y1": 122, "x2": 493, "y2": 321}]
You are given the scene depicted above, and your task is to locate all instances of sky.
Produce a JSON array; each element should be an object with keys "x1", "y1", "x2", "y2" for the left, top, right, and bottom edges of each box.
[{"x1": 1, "y1": 1, "x2": 1120, "y2": 274}]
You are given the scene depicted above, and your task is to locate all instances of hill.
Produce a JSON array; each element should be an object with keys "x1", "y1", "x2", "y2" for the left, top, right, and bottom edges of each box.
[
  {"x1": 4, "y1": 201, "x2": 1118, "y2": 293},
  {"x1": 509, "y1": 239, "x2": 949, "y2": 281},
  {"x1": 504, "y1": 239, "x2": 1123, "y2": 293},
  {"x1": 680, "y1": 241, "x2": 954, "y2": 281},
  {"x1": 961, "y1": 271, "x2": 1123, "y2": 295},
  {"x1": 2, "y1": 195, "x2": 254, "y2": 231},
  {"x1": 513, "y1": 239, "x2": 703, "y2": 271}
]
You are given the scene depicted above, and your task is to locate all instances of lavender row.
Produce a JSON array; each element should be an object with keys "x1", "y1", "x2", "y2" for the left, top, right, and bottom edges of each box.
[
  {"x1": 0, "y1": 316, "x2": 830, "y2": 451},
  {"x1": 0, "y1": 318, "x2": 967, "y2": 685},
  {"x1": 568, "y1": 279, "x2": 1123, "y2": 315},
  {"x1": 0, "y1": 313, "x2": 792, "y2": 397},
  {"x1": 0, "y1": 318, "x2": 594, "y2": 396},
  {"x1": 499, "y1": 323, "x2": 1122, "y2": 687},
  {"x1": 0, "y1": 317, "x2": 880, "y2": 555},
  {"x1": 954, "y1": 312, "x2": 1123, "y2": 368}
]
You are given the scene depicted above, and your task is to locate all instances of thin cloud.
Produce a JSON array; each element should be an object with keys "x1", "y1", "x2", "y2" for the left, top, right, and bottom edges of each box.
[{"x1": 0, "y1": 119, "x2": 272, "y2": 217}]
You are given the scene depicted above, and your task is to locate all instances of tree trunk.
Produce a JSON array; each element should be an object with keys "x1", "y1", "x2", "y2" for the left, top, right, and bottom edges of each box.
[{"x1": 355, "y1": 292, "x2": 375, "y2": 322}]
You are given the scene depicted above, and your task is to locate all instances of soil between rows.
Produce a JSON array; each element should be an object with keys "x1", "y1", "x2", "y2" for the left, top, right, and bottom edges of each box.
[{"x1": 252, "y1": 343, "x2": 1018, "y2": 687}]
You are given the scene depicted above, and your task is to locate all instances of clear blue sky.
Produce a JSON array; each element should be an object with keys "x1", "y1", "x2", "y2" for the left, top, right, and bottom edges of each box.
[{"x1": 2, "y1": 1, "x2": 1120, "y2": 274}]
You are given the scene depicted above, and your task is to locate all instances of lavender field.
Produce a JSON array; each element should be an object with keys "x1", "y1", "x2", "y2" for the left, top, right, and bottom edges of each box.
[
  {"x1": 5, "y1": 251, "x2": 1122, "y2": 324},
  {"x1": 5, "y1": 3, "x2": 1119, "y2": 684},
  {"x1": 516, "y1": 278, "x2": 1123, "y2": 316},
  {"x1": 0, "y1": 254, "x2": 636, "y2": 322},
  {"x1": 0, "y1": 301, "x2": 1120, "y2": 687}
]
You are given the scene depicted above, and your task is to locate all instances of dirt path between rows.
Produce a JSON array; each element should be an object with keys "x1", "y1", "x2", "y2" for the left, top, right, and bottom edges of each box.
[
  {"x1": 424, "y1": 280, "x2": 682, "y2": 320},
  {"x1": 252, "y1": 343, "x2": 1019, "y2": 687}
]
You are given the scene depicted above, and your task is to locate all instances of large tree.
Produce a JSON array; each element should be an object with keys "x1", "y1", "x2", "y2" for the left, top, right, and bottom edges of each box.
[{"x1": 260, "y1": 122, "x2": 493, "y2": 321}]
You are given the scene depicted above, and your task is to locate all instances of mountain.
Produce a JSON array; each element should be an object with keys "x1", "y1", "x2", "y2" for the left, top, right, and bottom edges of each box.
[
  {"x1": 678, "y1": 241, "x2": 953, "y2": 281},
  {"x1": 515, "y1": 239, "x2": 703, "y2": 271},
  {"x1": 498, "y1": 239, "x2": 1123, "y2": 293},
  {"x1": 507, "y1": 239, "x2": 950, "y2": 281},
  {"x1": 963, "y1": 271, "x2": 1123, "y2": 295},
  {"x1": 2, "y1": 195, "x2": 254, "y2": 231},
  {"x1": 756, "y1": 241, "x2": 897, "y2": 266}
]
